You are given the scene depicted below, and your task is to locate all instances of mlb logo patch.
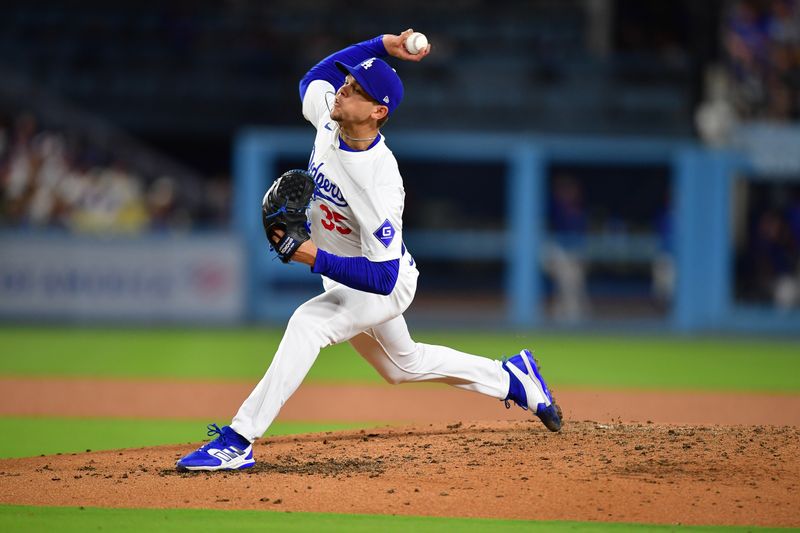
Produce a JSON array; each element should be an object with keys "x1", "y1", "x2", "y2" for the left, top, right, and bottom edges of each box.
[{"x1": 373, "y1": 219, "x2": 395, "y2": 248}]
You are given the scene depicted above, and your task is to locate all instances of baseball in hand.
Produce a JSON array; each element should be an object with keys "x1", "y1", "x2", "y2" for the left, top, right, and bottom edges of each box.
[{"x1": 405, "y1": 32, "x2": 428, "y2": 55}]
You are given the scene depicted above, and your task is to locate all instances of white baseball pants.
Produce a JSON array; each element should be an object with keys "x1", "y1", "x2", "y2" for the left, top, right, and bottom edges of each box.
[{"x1": 231, "y1": 253, "x2": 510, "y2": 442}]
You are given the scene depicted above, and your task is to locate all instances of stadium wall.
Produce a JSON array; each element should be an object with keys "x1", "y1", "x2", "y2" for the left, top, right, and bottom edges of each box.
[{"x1": 234, "y1": 128, "x2": 800, "y2": 333}]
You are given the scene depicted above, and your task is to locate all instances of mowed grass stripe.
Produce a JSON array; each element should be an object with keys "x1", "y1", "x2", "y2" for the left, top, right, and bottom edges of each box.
[
  {"x1": 1, "y1": 327, "x2": 799, "y2": 391},
  {"x1": 0, "y1": 505, "x2": 789, "y2": 532},
  {"x1": 0, "y1": 418, "x2": 377, "y2": 459}
]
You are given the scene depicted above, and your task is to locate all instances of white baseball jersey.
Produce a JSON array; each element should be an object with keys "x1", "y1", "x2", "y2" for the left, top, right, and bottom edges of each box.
[
  {"x1": 229, "y1": 74, "x2": 509, "y2": 444},
  {"x1": 302, "y1": 79, "x2": 406, "y2": 263}
]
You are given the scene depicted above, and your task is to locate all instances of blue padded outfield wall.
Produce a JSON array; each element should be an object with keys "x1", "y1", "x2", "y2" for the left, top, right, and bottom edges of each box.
[{"x1": 234, "y1": 128, "x2": 800, "y2": 333}]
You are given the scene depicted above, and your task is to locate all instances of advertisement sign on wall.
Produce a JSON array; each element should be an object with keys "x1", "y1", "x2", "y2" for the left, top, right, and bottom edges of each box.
[{"x1": 0, "y1": 234, "x2": 245, "y2": 322}]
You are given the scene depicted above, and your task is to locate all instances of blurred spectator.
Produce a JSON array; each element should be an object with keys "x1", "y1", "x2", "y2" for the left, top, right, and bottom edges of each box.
[
  {"x1": 651, "y1": 196, "x2": 675, "y2": 305},
  {"x1": 787, "y1": 191, "x2": 800, "y2": 242},
  {"x1": 194, "y1": 175, "x2": 232, "y2": 229},
  {"x1": 724, "y1": 0, "x2": 800, "y2": 121},
  {"x1": 146, "y1": 176, "x2": 184, "y2": 232},
  {"x1": 0, "y1": 111, "x2": 225, "y2": 234},
  {"x1": 746, "y1": 208, "x2": 800, "y2": 309},
  {"x1": 734, "y1": 183, "x2": 800, "y2": 309},
  {"x1": 68, "y1": 164, "x2": 150, "y2": 234},
  {"x1": 543, "y1": 174, "x2": 590, "y2": 322},
  {"x1": 778, "y1": 192, "x2": 800, "y2": 308}
]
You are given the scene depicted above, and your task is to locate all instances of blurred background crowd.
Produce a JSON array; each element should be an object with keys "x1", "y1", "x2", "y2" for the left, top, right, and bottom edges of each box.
[
  {"x1": 0, "y1": 111, "x2": 230, "y2": 233},
  {"x1": 725, "y1": 0, "x2": 800, "y2": 121},
  {"x1": 0, "y1": 0, "x2": 798, "y2": 318}
]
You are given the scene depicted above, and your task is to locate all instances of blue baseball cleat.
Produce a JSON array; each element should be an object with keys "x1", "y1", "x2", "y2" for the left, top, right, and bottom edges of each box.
[
  {"x1": 502, "y1": 349, "x2": 563, "y2": 432},
  {"x1": 176, "y1": 424, "x2": 255, "y2": 472}
]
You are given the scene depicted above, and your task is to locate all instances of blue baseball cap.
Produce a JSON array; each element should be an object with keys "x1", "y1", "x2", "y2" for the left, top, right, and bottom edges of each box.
[{"x1": 335, "y1": 57, "x2": 404, "y2": 115}]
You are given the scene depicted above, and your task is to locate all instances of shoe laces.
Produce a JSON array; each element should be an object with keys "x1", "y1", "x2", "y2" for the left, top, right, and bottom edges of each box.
[
  {"x1": 200, "y1": 423, "x2": 233, "y2": 449},
  {"x1": 205, "y1": 422, "x2": 251, "y2": 452}
]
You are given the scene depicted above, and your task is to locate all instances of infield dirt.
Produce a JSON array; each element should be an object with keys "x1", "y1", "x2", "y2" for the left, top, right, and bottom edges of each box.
[
  {"x1": 1, "y1": 421, "x2": 798, "y2": 527},
  {"x1": 2, "y1": 379, "x2": 799, "y2": 527}
]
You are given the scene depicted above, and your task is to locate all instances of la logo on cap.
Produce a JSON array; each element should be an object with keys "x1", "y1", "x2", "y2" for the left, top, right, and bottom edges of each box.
[{"x1": 361, "y1": 58, "x2": 375, "y2": 69}]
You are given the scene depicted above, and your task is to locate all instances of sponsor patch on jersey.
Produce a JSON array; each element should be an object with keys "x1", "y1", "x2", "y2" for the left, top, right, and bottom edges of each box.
[{"x1": 373, "y1": 219, "x2": 395, "y2": 248}]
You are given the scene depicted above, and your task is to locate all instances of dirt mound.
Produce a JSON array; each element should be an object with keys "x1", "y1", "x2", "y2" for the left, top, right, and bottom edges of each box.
[{"x1": 1, "y1": 420, "x2": 798, "y2": 526}]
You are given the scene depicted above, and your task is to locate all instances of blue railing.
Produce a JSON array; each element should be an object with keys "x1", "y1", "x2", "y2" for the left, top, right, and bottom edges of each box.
[{"x1": 234, "y1": 128, "x2": 800, "y2": 333}]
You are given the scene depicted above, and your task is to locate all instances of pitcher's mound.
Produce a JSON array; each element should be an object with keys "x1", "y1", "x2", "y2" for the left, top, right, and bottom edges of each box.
[{"x1": 1, "y1": 420, "x2": 798, "y2": 527}]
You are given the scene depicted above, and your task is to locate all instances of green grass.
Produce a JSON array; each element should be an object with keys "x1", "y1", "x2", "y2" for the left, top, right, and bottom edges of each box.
[
  {"x1": 3, "y1": 329, "x2": 795, "y2": 532},
  {"x1": 0, "y1": 506, "x2": 790, "y2": 533},
  {"x1": 0, "y1": 417, "x2": 376, "y2": 459},
  {"x1": 1, "y1": 327, "x2": 799, "y2": 392}
]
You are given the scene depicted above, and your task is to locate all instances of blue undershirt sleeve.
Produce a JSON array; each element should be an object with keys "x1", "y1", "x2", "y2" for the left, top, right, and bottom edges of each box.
[
  {"x1": 312, "y1": 249, "x2": 399, "y2": 296},
  {"x1": 299, "y1": 36, "x2": 387, "y2": 102}
]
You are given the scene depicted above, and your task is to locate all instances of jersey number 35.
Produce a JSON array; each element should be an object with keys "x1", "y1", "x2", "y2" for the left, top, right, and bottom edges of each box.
[{"x1": 319, "y1": 204, "x2": 351, "y2": 235}]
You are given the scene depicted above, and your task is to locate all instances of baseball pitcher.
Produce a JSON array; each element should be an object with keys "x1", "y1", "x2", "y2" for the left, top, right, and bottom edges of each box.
[{"x1": 177, "y1": 29, "x2": 562, "y2": 472}]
